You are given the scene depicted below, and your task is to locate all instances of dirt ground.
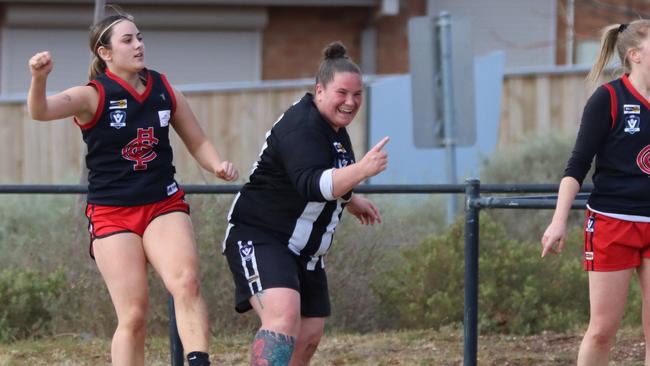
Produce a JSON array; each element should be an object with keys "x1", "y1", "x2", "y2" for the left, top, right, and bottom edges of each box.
[{"x1": 0, "y1": 327, "x2": 646, "y2": 365}]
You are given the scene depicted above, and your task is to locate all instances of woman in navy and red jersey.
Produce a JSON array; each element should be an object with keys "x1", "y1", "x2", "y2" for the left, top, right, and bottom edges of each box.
[
  {"x1": 27, "y1": 11, "x2": 237, "y2": 366},
  {"x1": 542, "y1": 20, "x2": 650, "y2": 365}
]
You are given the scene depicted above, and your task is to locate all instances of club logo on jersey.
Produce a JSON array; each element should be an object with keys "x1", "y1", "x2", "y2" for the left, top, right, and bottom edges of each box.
[
  {"x1": 121, "y1": 127, "x2": 159, "y2": 171},
  {"x1": 637, "y1": 145, "x2": 650, "y2": 175},
  {"x1": 109, "y1": 99, "x2": 128, "y2": 110},
  {"x1": 158, "y1": 110, "x2": 171, "y2": 127},
  {"x1": 166, "y1": 182, "x2": 178, "y2": 196},
  {"x1": 109, "y1": 110, "x2": 126, "y2": 129},
  {"x1": 624, "y1": 114, "x2": 641, "y2": 134},
  {"x1": 333, "y1": 141, "x2": 354, "y2": 168},
  {"x1": 585, "y1": 251, "x2": 594, "y2": 261},
  {"x1": 586, "y1": 216, "x2": 595, "y2": 233},
  {"x1": 238, "y1": 240, "x2": 254, "y2": 261},
  {"x1": 624, "y1": 104, "x2": 641, "y2": 114},
  {"x1": 333, "y1": 142, "x2": 347, "y2": 153}
]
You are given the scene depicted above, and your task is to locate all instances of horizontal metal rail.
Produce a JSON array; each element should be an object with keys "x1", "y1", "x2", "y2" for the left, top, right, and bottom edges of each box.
[{"x1": 0, "y1": 181, "x2": 594, "y2": 366}]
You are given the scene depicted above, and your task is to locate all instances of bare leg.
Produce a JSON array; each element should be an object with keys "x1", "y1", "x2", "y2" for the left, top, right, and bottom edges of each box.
[
  {"x1": 636, "y1": 258, "x2": 650, "y2": 366},
  {"x1": 143, "y1": 212, "x2": 210, "y2": 354},
  {"x1": 93, "y1": 233, "x2": 149, "y2": 366},
  {"x1": 249, "y1": 288, "x2": 300, "y2": 365},
  {"x1": 577, "y1": 269, "x2": 633, "y2": 366},
  {"x1": 289, "y1": 317, "x2": 325, "y2": 366}
]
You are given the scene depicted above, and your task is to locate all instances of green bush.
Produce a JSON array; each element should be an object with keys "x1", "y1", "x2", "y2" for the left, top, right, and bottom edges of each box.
[
  {"x1": 480, "y1": 133, "x2": 589, "y2": 243},
  {"x1": 374, "y1": 214, "x2": 590, "y2": 334},
  {"x1": 0, "y1": 268, "x2": 66, "y2": 342}
]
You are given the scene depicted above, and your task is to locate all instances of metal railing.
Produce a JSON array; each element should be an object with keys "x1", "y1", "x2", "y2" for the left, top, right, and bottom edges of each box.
[{"x1": 0, "y1": 181, "x2": 592, "y2": 365}]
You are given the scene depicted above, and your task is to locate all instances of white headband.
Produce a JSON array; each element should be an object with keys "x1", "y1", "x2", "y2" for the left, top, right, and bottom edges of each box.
[{"x1": 93, "y1": 18, "x2": 125, "y2": 54}]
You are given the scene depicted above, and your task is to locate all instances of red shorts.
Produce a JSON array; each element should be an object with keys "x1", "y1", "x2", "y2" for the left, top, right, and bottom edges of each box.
[
  {"x1": 584, "y1": 209, "x2": 650, "y2": 271},
  {"x1": 85, "y1": 190, "x2": 190, "y2": 258}
]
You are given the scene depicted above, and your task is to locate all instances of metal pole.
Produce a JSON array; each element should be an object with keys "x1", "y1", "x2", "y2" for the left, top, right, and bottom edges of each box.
[
  {"x1": 93, "y1": 0, "x2": 106, "y2": 24},
  {"x1": 463, "y1": 178, "x2": 480, "y2": 366},
  {"x1": 437, "y1": 12, "x2": 459, "y2": 224},
  {"x1": 168, "y1": 294, "x2": 184, "y2": 366}
]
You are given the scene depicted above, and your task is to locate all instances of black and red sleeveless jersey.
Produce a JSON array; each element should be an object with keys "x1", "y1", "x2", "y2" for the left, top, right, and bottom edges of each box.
[
  {"x1": 76, "y1": 68, "x2": 178, "y2": 206},
  {"x1": 565, "y1": 74, "x2": 650, "y2": 216}
]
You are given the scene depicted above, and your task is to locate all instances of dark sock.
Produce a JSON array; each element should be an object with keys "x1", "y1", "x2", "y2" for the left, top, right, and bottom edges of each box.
[{"x1": 187, "y1": 351, "x2": 210, "y2": 366}]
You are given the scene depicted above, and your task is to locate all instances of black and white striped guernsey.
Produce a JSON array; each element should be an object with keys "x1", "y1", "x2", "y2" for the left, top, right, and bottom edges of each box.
[
  {"x1": 225, "y1": 93, "x2": 355, "y2": 257},
  {"x1": 77, "y1": 68, "x2": 178, "y2": 206}
]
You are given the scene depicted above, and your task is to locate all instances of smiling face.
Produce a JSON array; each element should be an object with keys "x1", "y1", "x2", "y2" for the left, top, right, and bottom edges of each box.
[
  {"x1": 314, "y1": 71, "x2": 363, "y2": 131},
  {"x1": 98, "y1": 20, "x2": 145, "y2": 73}
]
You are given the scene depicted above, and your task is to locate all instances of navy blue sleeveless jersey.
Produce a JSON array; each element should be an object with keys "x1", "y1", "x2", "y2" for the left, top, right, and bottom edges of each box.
[
  {"x1": 564, "y1": 74, "x2": 650, "y2": 216},
  {"x1": 226, "y1": 93, "x2": 355, "y2": 257},
  {"x1": 77, "y1": 68, "x2": 178, "y2": 206}
]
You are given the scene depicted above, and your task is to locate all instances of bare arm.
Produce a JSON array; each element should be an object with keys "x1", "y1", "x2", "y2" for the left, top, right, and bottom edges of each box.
[
  {"x1": 170, "y1": 88, "x2": 238, "y2": 181},
  {"x1": 540, "y1": 176, "x2": 581, "y2": 257},
  {"x1": 27, "y1": 51, "x2": 96, "y2": 122},
  {"x1": 331, "y1": 136, "x2": 389, "y2": 198}
]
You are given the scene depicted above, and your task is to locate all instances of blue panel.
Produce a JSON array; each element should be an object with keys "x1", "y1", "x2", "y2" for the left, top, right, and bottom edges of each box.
[{"x1": 367, "y1": 51, "x2": 505, "y2": 184}]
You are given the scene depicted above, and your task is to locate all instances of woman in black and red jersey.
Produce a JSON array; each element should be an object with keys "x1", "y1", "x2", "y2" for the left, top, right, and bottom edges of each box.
[
  {"x1": 542, "y1": 21, "x2": 650, "y2": 365},
  {"x1": 27, "y1": 11, "x2": 237, "y2": 366}
]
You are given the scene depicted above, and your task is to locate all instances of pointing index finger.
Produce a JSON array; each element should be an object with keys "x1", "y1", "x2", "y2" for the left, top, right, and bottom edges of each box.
[{"x1": 372, "y1": 136, "x2": 390, "y2": 151}]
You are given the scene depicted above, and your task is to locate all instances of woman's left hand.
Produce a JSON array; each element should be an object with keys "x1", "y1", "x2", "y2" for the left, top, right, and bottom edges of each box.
[
  {"x1": 346, "y1": 195, "x2": 382, "y2": 225},
  {"x1": 215, "y1": 161, "x2": 239, "y2": 181}
]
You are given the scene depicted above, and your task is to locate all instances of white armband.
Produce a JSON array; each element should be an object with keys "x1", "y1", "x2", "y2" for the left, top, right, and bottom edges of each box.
[{"x1": 319, "y1": 168, "x2": 335, "y2": 201}]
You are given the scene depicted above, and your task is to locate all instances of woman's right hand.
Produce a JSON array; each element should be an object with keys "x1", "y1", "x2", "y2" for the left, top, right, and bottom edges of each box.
[
  {"x1": 358, "y1": 136, "x2": 389, "y2": 178},
  {"x1": 28, "y1": 51, "x2": 53, "y2": 78},
  {"x1": 541, "y1": 220, "x2": 567, "y2": 258}
]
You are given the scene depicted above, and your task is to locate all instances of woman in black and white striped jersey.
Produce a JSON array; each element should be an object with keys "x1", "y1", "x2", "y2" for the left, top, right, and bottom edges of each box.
[{"x1": 222, "y1": 42, "x2": 389, "y2": 365}]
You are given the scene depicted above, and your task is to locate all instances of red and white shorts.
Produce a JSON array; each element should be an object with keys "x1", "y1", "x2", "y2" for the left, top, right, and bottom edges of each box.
[
  {"x1": 84, "y1": 190, "x2": 190, "y2": 258},
  {"x1": 584, "y1": 209, "x2": 650, "y2": 271}
]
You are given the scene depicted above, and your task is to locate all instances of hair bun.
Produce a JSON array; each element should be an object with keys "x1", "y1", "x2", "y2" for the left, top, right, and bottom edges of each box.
[{"x1": 323, "y1": 42, "x2": 347, "y2": 60}]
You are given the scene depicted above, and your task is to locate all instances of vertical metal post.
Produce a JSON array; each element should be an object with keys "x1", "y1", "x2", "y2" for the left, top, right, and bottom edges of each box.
[
  {"x1": 168, "y1": 294, "x2": 184, "y2": 366},
  {"x1": 438, "y1": 12, "x2": 459, "y2": 224},
  {"x1": 93, "y1": 0, "x2": 105, "y2": 24},
  {"x1": 463, "y1": 179, "x2": 480, "y2": 366}
]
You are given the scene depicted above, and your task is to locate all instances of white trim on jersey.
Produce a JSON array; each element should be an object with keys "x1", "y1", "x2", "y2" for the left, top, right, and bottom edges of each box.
[
  {"x1": 307, "y1": 256, "x2": 320, "y2": 271},
  {"x1": 222, "y1": 192, "x2": 241, "y2": 253},
  {"x1": 313, "y1": 200, "x2": 344, "y2": 257},
  {"x1": 319, "y1": 168, "x2": 335, "y2": 201},
  {"x1": 288, "y1": 201, "x2": 326, "y2": 254}
]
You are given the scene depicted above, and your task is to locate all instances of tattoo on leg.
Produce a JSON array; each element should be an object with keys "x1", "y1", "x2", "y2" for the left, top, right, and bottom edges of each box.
[
  {"x1": 62, "y1": 94, "x2": 72, "y2": 102},
  {"x1": 251, "y1": 329, "x2": 295, "y2": 366}
]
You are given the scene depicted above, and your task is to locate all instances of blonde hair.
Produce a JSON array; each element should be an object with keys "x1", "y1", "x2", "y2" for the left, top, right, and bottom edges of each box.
[
  {"x1": 587, "y1": 20, "x2": 650, "y2": 86},
  {"x1": 87, "y1": 11, "x2": 134, "y2": 80}
]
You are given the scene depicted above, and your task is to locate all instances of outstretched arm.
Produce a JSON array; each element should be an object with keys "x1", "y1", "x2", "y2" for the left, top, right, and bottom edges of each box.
[
  {"x1": 170, "y1": 88, "x2": 238, "y2": 181},
  {"x1": 27, "y1": 51, "x2": 97, "y2": 122}
]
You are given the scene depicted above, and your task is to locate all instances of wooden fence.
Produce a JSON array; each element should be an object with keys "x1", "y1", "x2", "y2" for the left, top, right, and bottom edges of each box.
[
  {"x1": 0, "y1": 81, "x2": 366, "y2": 184},
  {"x1": 0, "y1": 68, "x2": 598, "y2": 183},
  {"x1": 498, "y1": 66, "x2": 595, "y2": 147}
]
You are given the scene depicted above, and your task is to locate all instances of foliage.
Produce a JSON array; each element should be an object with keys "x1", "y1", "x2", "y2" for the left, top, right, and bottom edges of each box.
[
  {"x1": 0, "y1": 268, "x2": 66, "y2": 342},
  {"x1": 480, "y1": 132, "x2": 589, "y2": 243},
  {"x1": 374, "y1": 214, "x2": 591, "y2": 335}
]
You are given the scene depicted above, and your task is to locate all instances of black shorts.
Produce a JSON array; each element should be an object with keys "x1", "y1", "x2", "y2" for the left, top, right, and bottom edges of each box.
[{"x1": 223, "y1": 224, "x2": 331, "y2": 317}]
